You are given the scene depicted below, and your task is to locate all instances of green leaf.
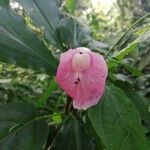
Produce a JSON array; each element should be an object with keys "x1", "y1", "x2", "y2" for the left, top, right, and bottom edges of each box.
[
  {"x1": 0, "y1": 1, "x2": 58, "y2": 75},
  {"x1": 0, "y1": 103, "x2": 48, "y2": 150},
  {"x1": 36, "y1": 79, "x2": 58, "y2": 107},
  {"x1": 137, "y1": 50, "x2": 150, "y2": 70},
  {"x1": 87, "y1": 39, "x2": 109, "y2": 54},
  {"x1": 16, "y1": 0, "x2": 102, "y2": 51},
  {"x1": 51, "y1": 116, "x2": 94, "y2": 150},
  {"x1": 115, "y1": 42, "x2": 138, "y2": 61},
  {"x1": 52, "y1": 113, "x2": 62, "y2": 124},
  {"x1": 88, "y1": 85, "x2": 150, "y2": 150},
  {"x1": 16, "y1": 0, "x2": 63, "y2": 49},
  {"x1": 59, "y1": 17, "x2": 92, "y2": 50},
  {"x1": 107, "y1": 42, "x2": 138, "y2": 70},
  {"x1": 85, "y1": 115, "x2": 105, "y2": 150},
  {"x1": 114, "y1": 81, "x2": 150, "y2": 130},
  {"x1": 122, "y1": 63, "x2": 143, "y2": 76},
  {"x1": 65, "y1": 0, "x2": 76, "y2": 14},
  {"x1": 108, "y1": 58, "x2": 143, "y2": 77}
]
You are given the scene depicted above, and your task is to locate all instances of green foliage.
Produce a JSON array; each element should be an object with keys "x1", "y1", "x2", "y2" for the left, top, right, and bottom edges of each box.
[
  {"x1": 16, "y1": 0, "x2": 64, "y2": 49},
  {"x1": 0, "y1": 103, "x2": 48, "y2": 150},
  {"x1": 114, "y1": 81, "x2": 150, "y2": 132},
  {"x1": 0, "y1": 0, "x2": 58, "y2": 75},
  {"x1": 114, "y1": 42, "x2": 138, "y2": 61},
  {"x1": 88, "y1": 85, "x2": 150, "y2": 150},
  {"x1": 51, "y1": 116, "x2": 94, "y2": 150},
  {"x1": 0, "y1": 0, "x2": 150, "y2": 149},
  {"x1": 36, "y1": 79, "x2": 58, "y2": 108},
  {"x1": 59, "y1": 17, "x2": 92, "y2": 50},
  {"x1": 65, "y1": 0, "x2": 76, "y2": 14},
  {"x1": 0, "y1": 63, "x2": 51, "y2": 105},
  {"x1": 0, "y1": 0, "x2": 107, "y2": 74}
]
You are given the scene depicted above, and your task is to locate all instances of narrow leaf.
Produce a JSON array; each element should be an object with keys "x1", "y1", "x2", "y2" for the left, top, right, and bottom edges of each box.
[{"x1": 115, "y1": 42, "x2": 138, "y2": 61}]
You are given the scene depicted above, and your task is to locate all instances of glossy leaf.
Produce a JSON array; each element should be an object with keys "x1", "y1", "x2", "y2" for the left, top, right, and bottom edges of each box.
[
  {"x1": 88, "y1": 85, "x2": 150, "y2": 150},
  {"x1": 0, "y1": 1, "x2": 58, "y2": 75},
  {"x1": 0, "y1": 103, "x2": 48, "y2": 150},
  {"x1": 51, "y1": 116, "x2": 94, "y2": 150}
]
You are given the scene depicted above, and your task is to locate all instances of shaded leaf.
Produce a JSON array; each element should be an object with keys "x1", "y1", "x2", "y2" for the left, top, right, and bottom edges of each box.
[
  {"x1": 16, "y1": 0, "x2": 63, "y2": 49},
  {"x1": 59, "y1": 17, "x2": 92, "y2": 50},
  {"x1": 36, "y1": 79, "x2": 58, "y2": 108},
  {"x1": 87, "y1": 39, "x2": 109, "y2": 54},
  {"x1": 114, "y1": 81, "x2": 150, "y2": 130},
  {"x1": 85, "y1": 115, "x2": 105, "y2": 150},
  {"x1": 121, "y1": 63, "x2": 143, "y2": 76},
  {"x1": 51, "y1": 116, "x2": 94, "y2": 150},
  {"x1": 107, "y1": 42, "x2": 138, "y2": 70},
  {"x1": 88, "y1": 85, "x2": 150, "y2": 150},
  {"x1": 108, "y1": 58, "x2": 143, "y2": 77},
  {"x1": 137, "y1": 50, "x2": 150, "y2": 70},
  {"x1": 0, "y1": 103, "x2": 48, "y2": 150},
  {"x1": 0, "y1": 1, "x2": 58, "y2": 75}
]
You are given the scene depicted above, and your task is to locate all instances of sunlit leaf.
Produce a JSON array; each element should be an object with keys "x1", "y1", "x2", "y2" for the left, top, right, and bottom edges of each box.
[
  {"x1": 65, "y1": 0, "x2": 76, "y2": 14},
  {"x1": 115, "y1": 42, "x2": 138, "y2": 61}
]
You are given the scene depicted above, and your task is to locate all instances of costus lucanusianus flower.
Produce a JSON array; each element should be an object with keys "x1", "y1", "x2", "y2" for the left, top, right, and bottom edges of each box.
[{"x1": 56, "y1": 47, "x2": 108, "y2": 110}]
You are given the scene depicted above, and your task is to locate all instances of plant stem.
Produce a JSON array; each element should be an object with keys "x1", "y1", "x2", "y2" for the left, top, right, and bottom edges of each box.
[
  {"x1": 104, "y1": 13, "x2": 150, "y2": 59},
  {"x1": 65, "y1": 96, "x2": 72, "y2": 114}
]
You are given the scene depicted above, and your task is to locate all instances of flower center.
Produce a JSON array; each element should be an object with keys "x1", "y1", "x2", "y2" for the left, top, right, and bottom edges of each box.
[{"x1": 72, "y1": 52, "x2": 91, "y2": 71}]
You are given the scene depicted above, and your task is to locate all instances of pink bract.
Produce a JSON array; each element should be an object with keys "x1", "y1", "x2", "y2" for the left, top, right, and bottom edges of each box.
[{"x1": 56, "y1": 47, "x2": 108, "y2": 110}]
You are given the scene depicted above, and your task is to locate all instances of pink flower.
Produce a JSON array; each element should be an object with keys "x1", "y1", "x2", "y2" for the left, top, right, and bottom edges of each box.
[{"x1": 56, "y1": 47, "x2": 108, "y2": 110}]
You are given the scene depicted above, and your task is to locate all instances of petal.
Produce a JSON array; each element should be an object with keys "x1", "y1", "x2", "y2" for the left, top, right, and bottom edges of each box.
[
  {"x1": 56, "y1": 49, "x2": 77, "y2": 98},
  {"x1": 75, "y1": 47, "x2": 91, "y2": 53},
  {"x1": 73, "y1": 52, "x2": 108, "y2": 110},
  {"x1": 72, "y1": 52, "x2": 91, "y2": 71},
  {"x1": 56, "y1": 48, "x2": 108, "y2": 110}
]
